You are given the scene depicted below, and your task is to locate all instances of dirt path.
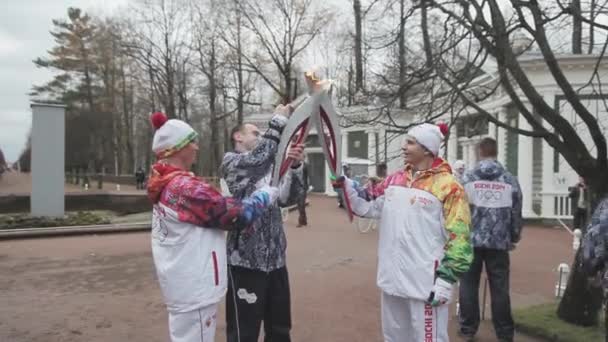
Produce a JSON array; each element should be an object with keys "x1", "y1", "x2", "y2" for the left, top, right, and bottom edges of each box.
[{"x1": 0, "y1": 196, "x2": 569, "y2": 341}]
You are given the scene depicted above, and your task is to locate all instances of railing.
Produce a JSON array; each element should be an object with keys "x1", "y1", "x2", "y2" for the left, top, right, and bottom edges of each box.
[{"x1": 537, "y1": 192, "x2": 572, "y2": 219}]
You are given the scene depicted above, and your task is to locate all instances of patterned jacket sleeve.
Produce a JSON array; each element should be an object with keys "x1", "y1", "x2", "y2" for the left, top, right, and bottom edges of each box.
[
  {"x1": 437, "y1": 183, "x2": 473, "y2": 284},
  {"x1": 176, "y1": 181, "x2": 273, "y2": 230},
  {"x1": 583, "y1": 198, "x2": 608, "y2": 276},
  {"x1": 510, "y1": 176, "x2": 524, "y2": 244}
]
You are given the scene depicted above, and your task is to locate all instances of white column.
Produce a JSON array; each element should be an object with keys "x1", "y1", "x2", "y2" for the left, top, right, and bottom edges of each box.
[
  {"x1": 541, "y1": 93, "x2": 556, "y2": 218},
  {"x1": 488, "y1": 117, "x2": 497, "y2": 139},
  {"x1": 447, "y1": 125, "x2": 458, "y2": 164},
  {"x1": 31, "y1": 103, "x2": 66, "y2": 217},
  {"x1": 517, "y1": 111, "x2": 536, "y2": 218},
  {"x1": 366, "y1": 129, "x2": 377, "y2": 176},
  {"x1": 341, "y1": 130, "x2": 349, "y2": 161},
  {"x1": 496, "y1": 107, "x2": 508, "y2": 165}
]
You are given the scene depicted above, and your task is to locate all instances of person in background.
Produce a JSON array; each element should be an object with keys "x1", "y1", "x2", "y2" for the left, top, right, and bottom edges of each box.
[
  {"x1": 296, "y1": 159, "x2": 309, "y2": 227},
  {"x1": 135, "y1": 166, "x2": 146, "y2": 190},
  {"x1": 376, "y1": 162, "x2": 388, "y2": 178},
  {"x1": 338, "y1": 165, "x2": 352, "y2": 208},
  {"x1": 459, "y1": 138, "x2": 523, "y2": 342},
  {"x1": 569, "y1": 177, "x2": 590, "y2": 232},
  {"x1": 453, "y1": 160, "x2": 466, "y2": 184},
  {"x1": 366, "y1": 176, "x2": 383, "y2": 200},
  {"x1": 0, "y1": 147, "x2": 7, "y2": 179}
]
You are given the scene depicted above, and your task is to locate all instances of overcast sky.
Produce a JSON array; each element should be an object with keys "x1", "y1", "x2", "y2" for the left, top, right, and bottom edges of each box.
[{"x1": 0, "y1": 1, "x2": 127, "y2": 163}]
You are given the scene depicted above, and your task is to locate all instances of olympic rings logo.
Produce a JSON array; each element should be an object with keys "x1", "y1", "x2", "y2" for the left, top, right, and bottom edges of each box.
[{"x1": 475, "y1": 189, "x2": 503, "y2": 201}]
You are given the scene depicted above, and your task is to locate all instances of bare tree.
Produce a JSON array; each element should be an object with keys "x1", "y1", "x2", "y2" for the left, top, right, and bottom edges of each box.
[
  {"x1": 218, "y1": 0, "x2": 264, "y2": 124},
  {"x1": 354, "y1": 0, "x2": 364, "y2": 92},
  {"x1": 402, "y1": 0, "x2": 608, "y2": 326},
  {"x1": 331, "y1": 0, "x2": 608, "y2": 324},
  {"x1": 191, "y1": 0, "x2": 230, "y2": 176},
  {"x1": 573, "y1": 0, "x2": 583, "y2": 53},
  {"x1": 235, "y1": 0, "x2": 333, "y2": 103},
  {"x1": 348, "y1": 0, "x2": 382, "y2": 99},
  {"x1": 125, "y1": 0, "x2": 192, "y2": 120}
]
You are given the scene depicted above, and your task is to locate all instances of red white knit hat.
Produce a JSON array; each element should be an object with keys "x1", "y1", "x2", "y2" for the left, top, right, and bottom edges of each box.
[
  {"x1": 406, "y1": 123, "x2": 449, "y2": 156},
  {"x1": 150, "y1": 112, "x2": 198, "y2": 159}
]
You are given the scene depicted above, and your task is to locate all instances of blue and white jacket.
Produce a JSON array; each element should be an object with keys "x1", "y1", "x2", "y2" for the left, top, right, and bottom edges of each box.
[
  {"x1": 462, "y1": 159, "x2": 523, "y2": 250},
  {"x1": 583, "y1": 197, "x2": 608, "y2": 288},
  {"x1": 220, "y1": 114, "x2": 304, "y2": 272}
]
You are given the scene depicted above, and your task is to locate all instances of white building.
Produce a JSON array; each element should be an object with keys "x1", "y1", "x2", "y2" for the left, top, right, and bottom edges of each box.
[
  {"x1": 443, "y1": 54, "x2": 608, "y2": 220},
  {"x1": 246, "y1": 54, "x2": 608, "y2": 220}
]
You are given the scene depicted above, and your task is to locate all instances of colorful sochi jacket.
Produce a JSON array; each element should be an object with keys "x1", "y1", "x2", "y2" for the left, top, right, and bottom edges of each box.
[
  {"x1": 147, "y1": 163, "x2": 272, "y2": 229},
  {"x1": 583, "y1": 197, "x2": 608, "y2": 287},
  {"x1": 462, "y1": 159, "x2": 523, "y2": 250},
  {"x1": 220, "y1": 114, "x2": 304, "y2": 272},
  {"x1": 146, "y1": 163, "x2": 273, "y2": 313},
  {"x1": 345, "y1": 158, "x2": 472, "y2": 297}
]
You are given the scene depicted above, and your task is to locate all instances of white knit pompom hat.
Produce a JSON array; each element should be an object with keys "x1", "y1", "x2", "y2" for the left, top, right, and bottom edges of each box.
[
  {"x1": 150, "y1": 112, "x2": 198, "y2": 158},
  {"x1": 406, "y1": 122, "x2": 449, "y2": 156}
]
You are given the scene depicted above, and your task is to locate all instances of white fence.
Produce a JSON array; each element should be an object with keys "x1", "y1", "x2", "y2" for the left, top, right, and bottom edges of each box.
[{"x1": 538, "y1": 192, "x2": 572, "y2": 219}]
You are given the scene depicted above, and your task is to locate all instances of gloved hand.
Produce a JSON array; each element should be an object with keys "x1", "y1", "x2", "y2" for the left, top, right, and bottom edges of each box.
[
  {"x1": 257, "y1": 185, "x2": 279, "y2": 204},
  {"x1": 427, "y1": 278, "x2": 453, "y2": 307}
]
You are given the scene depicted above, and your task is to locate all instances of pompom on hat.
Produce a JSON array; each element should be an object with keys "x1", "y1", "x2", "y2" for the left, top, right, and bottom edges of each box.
[
  {"x1": 150, "y1": 112, "x2": 198, "y2": 159},
  {"x1": 406, "y1": 122, "x2": 449, "y2": 156}
]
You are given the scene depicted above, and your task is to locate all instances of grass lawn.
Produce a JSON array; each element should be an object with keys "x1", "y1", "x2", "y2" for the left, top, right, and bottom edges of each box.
[{"x1": 514, "y1": 302, "x2": 605, "y2": 341}]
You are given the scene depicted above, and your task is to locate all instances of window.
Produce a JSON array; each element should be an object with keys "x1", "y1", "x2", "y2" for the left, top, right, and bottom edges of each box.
[
  {"x1": 348, "y1": 131, "x2": 368, "y2": 159},
  {"x1": 305, "y1": 134, "x2": 321, "y2": 147},
  {"x1": 553, "y1": 149, "x2": 559, "y2": 173},
  {"x1": 456, "y1": 115, "x2": 488, "y2": 138}
]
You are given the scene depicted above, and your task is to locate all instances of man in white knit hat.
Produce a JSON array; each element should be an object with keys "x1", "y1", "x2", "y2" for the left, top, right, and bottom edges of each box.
[
  {"x1": 453, "y1": 160, "x2": 466, "y2": 184},
  {"x1": 334, "y1": 122, "x2": 472, "y2": 341},
  {"x1": 146, "y1": 111, "x2": 279, "y2": 342}
]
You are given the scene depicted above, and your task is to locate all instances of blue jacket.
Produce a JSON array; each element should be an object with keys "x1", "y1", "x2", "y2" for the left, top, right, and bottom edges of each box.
[{"x1": 462, "y1": 159, "x2": 523, "y2": 250}]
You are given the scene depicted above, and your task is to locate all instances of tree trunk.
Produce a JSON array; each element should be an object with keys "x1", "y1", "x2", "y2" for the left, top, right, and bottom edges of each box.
[
  {"x1": 223, "y1": 117, "x2": 231, "y2": 154},
  {"x1": 164, "y1": 31, "x2": 176, "y2": 118},
  {"x1": 572, "y1": 0, "x2": 582, "y2": 54},
  {"x1": 236, "y1": 1, "x2": 245, "y2": 124},
  {"x1": 208, "y1": 41, "x2": 221, "y2": 177},
  {"x1": 588, "y1": 0, "x2": 596, "y2": 55},
  {"x1": 146, "y1": 68, "x2": 155, "y2": 170},
  {"x1": 81, "y1": 41, "x2": 95, "y2": 112},
  {"x1": 120, "y1": 60, "x2": 135, "y2": 173},
  {"x1": 398, "y1": 0, "x2": 407, "y2": 109},
  {"x1": 284, "y1": 65, "x2": 292, "y2": 104},
  {"x1": 348, "y1": 57, "x2": 354, "y2": 106},
  {"x1": 557, "y1": 183, "x2": 607, "y2": 326},
  {"x1": 420, "y1": 0, "x2": 433, "y2": 68},
  {"x1": 353, "y1": 0, "x2": 364, "y2": 91},
  {"x1": 557, "y1": 248, "x2": 603, "y2": 326}
]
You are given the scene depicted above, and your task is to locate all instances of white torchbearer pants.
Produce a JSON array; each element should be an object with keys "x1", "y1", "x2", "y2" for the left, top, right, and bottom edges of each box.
[
  {"x1": 381, "y1": 292, "x2": 449, "y2": 342},
  {"x1": 168, "y1": 303, "x2": 218, "y2": 342}
]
